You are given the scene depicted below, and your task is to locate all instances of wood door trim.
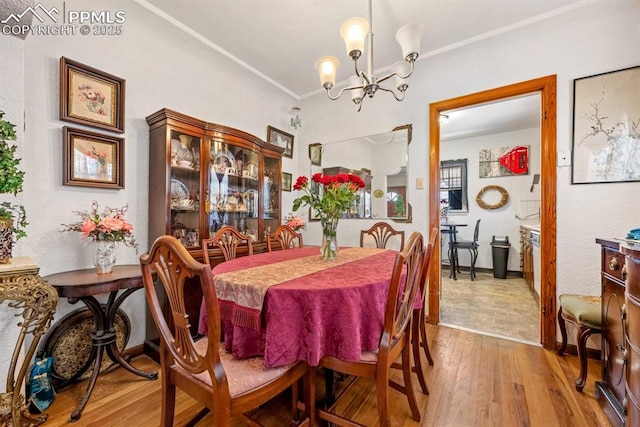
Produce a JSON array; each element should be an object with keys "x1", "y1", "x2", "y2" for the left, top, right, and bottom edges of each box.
[{"x1": 428, "y1": 75, "x2": 557, "y2": 350}]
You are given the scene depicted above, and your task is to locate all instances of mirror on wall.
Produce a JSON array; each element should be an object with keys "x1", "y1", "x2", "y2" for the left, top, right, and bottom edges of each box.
[{"x1": 310, "y1": 124, "x2": 411, "y2": 221}]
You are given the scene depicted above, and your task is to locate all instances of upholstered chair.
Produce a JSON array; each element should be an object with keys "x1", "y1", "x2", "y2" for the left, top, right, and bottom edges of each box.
[
  {"x1": 314, "y1": 231, "x2": 426, "y2": 426},
  {"x1": 140, "y1": 235, "x2": 313, "y2": 426}
]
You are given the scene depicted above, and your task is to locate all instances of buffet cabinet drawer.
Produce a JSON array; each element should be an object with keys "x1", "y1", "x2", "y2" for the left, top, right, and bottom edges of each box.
[
  {"x1": 603, "y1": 247, "x2": 626, "y2": 282},
  {"x1": 603, "y1": 276, "x2": 627, "y2": 405}
]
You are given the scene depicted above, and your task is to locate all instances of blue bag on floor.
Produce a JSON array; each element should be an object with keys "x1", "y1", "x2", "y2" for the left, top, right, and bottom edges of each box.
[{"x1": 27, "y1": 355, "x2": 56, "y2": 413}]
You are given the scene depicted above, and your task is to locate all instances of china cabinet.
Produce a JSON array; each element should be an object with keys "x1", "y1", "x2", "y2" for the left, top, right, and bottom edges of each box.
[
  {"x1": 145, "y1": 109, "x2": 282, "y2": 355},
  {"x1": 146, "y1": 108, "x2": 283, "y2": 256}
]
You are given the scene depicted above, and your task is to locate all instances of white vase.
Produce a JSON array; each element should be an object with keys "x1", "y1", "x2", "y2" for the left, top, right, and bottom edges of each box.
[{"x1": 94, "y1": 240, "x2": 116, "y2": 274}]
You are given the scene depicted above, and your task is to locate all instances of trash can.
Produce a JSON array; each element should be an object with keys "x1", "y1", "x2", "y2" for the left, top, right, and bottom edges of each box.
[{"x1": 491, "y1": 236, "x2": 511, "y2": 279}]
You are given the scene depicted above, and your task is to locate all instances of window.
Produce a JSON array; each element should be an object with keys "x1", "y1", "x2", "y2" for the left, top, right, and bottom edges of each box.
[{"x1": 440, "y1": 159, "x2": 468, "y2": 213}]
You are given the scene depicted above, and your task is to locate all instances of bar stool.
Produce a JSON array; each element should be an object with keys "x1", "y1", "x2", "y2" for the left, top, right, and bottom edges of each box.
[{"x1": 557, "y1": 294, "x2": 602, "y2": 392}]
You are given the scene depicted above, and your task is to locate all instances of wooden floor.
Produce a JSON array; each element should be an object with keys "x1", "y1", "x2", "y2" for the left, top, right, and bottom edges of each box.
[{"x1": 42, "y1": 324, "x2": 611, "y2": 427}]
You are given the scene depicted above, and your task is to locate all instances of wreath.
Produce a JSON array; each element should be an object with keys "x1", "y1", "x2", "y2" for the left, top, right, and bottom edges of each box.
[{"x1": 476, "y1": 185, "x2": 509, "y2": 210}]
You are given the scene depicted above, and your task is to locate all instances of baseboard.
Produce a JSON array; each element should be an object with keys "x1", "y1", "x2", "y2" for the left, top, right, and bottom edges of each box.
[
  {"x1": 555, "y1": 342, "x2": 601, "y2": 360},
  {"x1": 444, "y1": 265, "x2": 524, "y2": 278}
]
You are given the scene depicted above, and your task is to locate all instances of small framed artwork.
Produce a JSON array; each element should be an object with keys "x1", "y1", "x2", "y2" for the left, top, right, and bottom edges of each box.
[
  {"x1": 282, "y1": 172, "x2": 292, "y2": 191},
  {"x1": 572, "y1": 65, "x2": 640, "y2": 184},
  {"x1": 309, "y1": 143, "x2": 322, "y2": 166},
  {"x1": 267, "y1": 126, "x2": 294, "y2": 158},
  {"x1": 63, "y1": 126, "x2": 124, "y2": 189},
  {"x1": 60, "y1": 57, "x2": 126, "y2": 133},
  {"x1": 479, "y1": 145, "x2": 529, "y2": 178}
]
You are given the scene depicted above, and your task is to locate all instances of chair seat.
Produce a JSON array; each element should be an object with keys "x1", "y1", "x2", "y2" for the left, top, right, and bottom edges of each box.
[
  {"x1": 188, "y1": 337, "x2": 297, "y2": 398},
  {"x1": 558, "y1": 294, "x2": 601, "y2": 329},
  {"x1": 450, "y1": 240, "x2": 477, "y2": 249}
]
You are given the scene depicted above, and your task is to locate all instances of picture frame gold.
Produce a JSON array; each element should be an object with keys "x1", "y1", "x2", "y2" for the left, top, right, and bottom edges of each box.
[
  {"x1": 63, "y1": 126, "x2": 124, "y2": 189},
  {"x1": 308, "y1": 143, "x2": 322, "y2": 166},
  {"x1": 60, "y1": 57, "x2": 126, "y2": 133},
  {"x1": 267, "y1": 126, "x2": 294, "y2": 158}
]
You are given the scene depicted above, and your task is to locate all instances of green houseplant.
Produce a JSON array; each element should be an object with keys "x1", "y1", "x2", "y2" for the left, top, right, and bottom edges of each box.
[{"x1": 0, "y1": 110, "x2": 27, "y2": 263}]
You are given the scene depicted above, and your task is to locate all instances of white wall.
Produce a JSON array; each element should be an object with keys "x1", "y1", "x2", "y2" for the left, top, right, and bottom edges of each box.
[
  {"x1": 441, "y1": 127, "x2": 541, "y2": 272},
  {"x1": 296, "y1": 0, "x2": 640, "y2": 303},
  {"x1": 3, "y1": 0, "x2": 297, "y2": 356}
]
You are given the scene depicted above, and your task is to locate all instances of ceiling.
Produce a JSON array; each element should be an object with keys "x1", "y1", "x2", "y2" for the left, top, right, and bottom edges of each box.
[{"x1": 137, "y1": 0, "x2": 591, "y2": 99}]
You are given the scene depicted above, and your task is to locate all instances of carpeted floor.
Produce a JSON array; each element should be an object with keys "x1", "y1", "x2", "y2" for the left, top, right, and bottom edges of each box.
[{"x1": 439, "y1": 268, "x2": 541, "y2": 345}]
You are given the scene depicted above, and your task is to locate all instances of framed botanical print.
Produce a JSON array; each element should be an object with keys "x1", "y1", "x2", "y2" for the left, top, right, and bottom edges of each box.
[
  {"x1": 63, "y1": 126, "x2": 124, "y2": 189},
  {"x1": 267, "y1": 126, "x2": 294, "y2": 158},
  {"x1": 60, "y1": 57, "x2": 126, "y2": 133},
  {"x1": 308, "y1": 143, "x2": 322, "y2": 166},
  {"x1": 571, "y1": 65, "x2": 640, "y2": 184}
]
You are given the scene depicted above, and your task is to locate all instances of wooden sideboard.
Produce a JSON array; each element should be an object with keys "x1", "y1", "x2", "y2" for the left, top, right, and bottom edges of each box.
[
  {"x1": 622, "y1": 244, "x2": 640, "y2": 426},
  {"x1": 595, "y1": 238, "x2": 627, "y2": 427}
]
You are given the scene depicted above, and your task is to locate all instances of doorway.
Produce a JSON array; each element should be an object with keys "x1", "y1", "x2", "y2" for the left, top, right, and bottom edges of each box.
[{"x1": 427, "y1": 76, "x2": 557, "y2": 350}]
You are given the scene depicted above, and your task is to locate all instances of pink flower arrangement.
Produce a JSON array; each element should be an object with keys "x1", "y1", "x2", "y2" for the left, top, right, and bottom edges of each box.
[
  {"x1": 61, "y1": 201, "x2": 139, "y2": 252},
  {"x1": 285, "y1": 214, "x2": 306, "y2": 232}
]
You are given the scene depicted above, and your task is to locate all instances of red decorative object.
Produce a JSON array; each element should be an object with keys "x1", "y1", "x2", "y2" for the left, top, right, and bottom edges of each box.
[{"x1": 499, "y1": 146, "x2": 529, "y2": 175}]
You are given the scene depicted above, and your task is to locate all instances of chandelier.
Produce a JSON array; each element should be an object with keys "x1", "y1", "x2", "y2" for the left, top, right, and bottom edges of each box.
[{"x1": 315, "y1": 0, "x2": 423, "y2": 111}]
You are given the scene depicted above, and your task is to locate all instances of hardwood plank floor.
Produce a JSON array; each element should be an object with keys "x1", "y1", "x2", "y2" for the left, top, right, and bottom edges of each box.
[{"x1": 41, "y1": 325, "x2": 611, "y2": 426}]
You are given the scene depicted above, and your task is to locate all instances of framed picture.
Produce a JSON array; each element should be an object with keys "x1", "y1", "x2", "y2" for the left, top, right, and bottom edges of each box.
[
  {"x1": 309, "y1": 143, "x2": 322, "y2": 166},
  {"x1": 267, "y1": 126, "x2": 294, "y2": 158},
  {"x1": 479, "y1": 145, "x2": 529, "y2": 178},
  {"x1": 572, "y1": 65, "x2": 640, "y2": 184},
  {"x1": 63, "y1": 126, "x2": 124, "y2": 189},
  {"x1": 60, "y1": 57, "x2": 126, "y2": 133},
  {"x1": 282, "y1": 172, "x2": 292, "y2": 191}
]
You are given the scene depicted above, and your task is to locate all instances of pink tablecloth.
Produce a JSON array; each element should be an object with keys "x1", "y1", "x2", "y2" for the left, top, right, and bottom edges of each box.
[{"x1": 199, "y1": 246, "x2": 401, "y2": 368}]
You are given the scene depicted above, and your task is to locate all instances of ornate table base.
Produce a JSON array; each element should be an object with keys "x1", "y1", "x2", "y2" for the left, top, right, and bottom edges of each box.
[
  {"x1": 43, "y1": 265, "x2": 158, "y2": 422},
  {"x1": 0, "y1": 258, "x2": 58, "y2": 427}
]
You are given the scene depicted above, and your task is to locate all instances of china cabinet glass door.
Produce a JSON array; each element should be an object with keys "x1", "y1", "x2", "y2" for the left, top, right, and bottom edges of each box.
[
  {"x1": 169, "y1": 129, "x2": 201, "y2": 249},
  {"x1": 263, "y1": 156, "x2": 281, "y2": 238},
  {"x1": 207, "y1": 138, "x2": 261, "y2": 242}
]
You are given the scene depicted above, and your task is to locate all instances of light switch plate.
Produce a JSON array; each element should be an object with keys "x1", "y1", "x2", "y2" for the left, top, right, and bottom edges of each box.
[
  {"x1": 416, "y1": 177, "x2": 424, "y2": 189},
  {"x1": 557, "y1": 151, "x2": 571, "y2": 167}
]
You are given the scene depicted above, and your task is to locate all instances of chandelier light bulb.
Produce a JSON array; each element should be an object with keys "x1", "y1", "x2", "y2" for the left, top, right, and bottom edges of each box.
[
  {"x1": 315, "y1": 56, "x2": 340, "y2": 88},
  {"x1": 340, "y1": 17, "x2": 369, "y2": 59}
]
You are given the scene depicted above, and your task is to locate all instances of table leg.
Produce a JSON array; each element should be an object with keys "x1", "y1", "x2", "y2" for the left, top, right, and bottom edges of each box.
[
  {"x1": 66, "y1": 289, "x2": 157, "y2": 422},
  {"x1": 104, "y1": 289, "x2": 158, "y2": 380}
]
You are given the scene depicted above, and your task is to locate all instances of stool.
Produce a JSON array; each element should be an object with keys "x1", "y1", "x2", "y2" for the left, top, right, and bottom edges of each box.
[{"x1": 557, "y1": 294, "x2": 602, "y2": 392}]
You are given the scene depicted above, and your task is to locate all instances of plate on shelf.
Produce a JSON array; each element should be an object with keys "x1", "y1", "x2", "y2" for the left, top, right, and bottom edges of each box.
[
  {"x1": 171, "y1": 178, "x2": 189, "y2": 202},
  {"x1": 212, "y1": 150, "x2": 235, "y2": 174}
]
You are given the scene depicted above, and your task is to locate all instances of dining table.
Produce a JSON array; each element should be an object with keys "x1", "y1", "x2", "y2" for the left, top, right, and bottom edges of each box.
[
  {"x1": 440, "y1": 220, "x2": 467, "y2": 280},
  {"x1": 198, "y1": 246, "x2": 405, "y2": 369}
]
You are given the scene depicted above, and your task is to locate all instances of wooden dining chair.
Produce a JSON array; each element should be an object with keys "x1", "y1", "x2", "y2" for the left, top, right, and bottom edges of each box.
[
  {"x1": 140, "y1": 235, "x2": 313, "y2": 427},
  {"x1": 412, "y1": 228, "x2": 438, "y2": 393},
  {"x1": 266, "y1": 225, "x2": 303, "y2": 252},
  {"x1": 202, "y1": 225, "x2": 253, "y2": 264},
  {"x1": 359, "y1": 221, "x2": 405, "y2": 251},
  {"x1": 315, "y1": 231, "x2": 426, "y2": 427}
]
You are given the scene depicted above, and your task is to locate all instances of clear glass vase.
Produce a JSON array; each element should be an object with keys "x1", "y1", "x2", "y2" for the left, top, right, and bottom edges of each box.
[
  {"x1": 94, "y1": 240, "x2": 116, "y2": 274},
  {"x1": 320, "y1": 219, "x2": 339, "y2": 260}
]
